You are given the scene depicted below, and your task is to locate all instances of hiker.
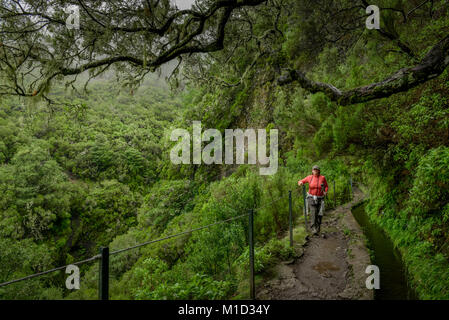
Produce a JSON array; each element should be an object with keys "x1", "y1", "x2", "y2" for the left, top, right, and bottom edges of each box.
[{"x1": 298, "y1": 165, "x2": 328, "y2": 235}]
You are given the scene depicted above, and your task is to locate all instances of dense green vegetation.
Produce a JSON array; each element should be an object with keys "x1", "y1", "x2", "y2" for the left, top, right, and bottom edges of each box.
[
  {"x1": 0, "y1": 74, "x2": 353, "y2": 299},
  {"x1": 1, "y1": 0, "x2": 449, "y2": 300},
  {"x1": 0, "y1": 77, "x2": 183, "y2": 298}
]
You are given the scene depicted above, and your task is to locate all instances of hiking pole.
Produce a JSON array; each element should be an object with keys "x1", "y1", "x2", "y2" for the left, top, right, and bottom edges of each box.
[
  {"x1": 318, "y1": 183, "x2": 325, "y2": 232},
  {"x1": 321, "y1": 183, "x2": 325, "y2": 215},
  {"x1": 302, "y1": 185, "x2": 308, "y2": 232}
]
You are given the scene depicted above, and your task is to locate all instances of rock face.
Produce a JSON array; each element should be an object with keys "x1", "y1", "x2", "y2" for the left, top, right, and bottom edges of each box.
[{"x1": 257, "y1": 187, "x2": 374, "y2": 300}]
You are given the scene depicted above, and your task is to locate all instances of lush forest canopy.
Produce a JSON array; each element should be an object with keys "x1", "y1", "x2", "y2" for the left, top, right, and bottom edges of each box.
[{"x1": 0, "y1": 0, "x2": 449, "y2": 299}]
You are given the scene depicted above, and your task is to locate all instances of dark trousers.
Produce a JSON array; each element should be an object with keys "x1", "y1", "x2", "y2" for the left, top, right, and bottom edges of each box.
[{"x1": 307, "y1": 197, "x2": 323, "y2": 232}]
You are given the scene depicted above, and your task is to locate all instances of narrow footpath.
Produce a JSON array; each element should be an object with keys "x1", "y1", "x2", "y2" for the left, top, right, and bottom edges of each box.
[{"x1": 257, "y1": 187, "x2": 373, "y2": 300}]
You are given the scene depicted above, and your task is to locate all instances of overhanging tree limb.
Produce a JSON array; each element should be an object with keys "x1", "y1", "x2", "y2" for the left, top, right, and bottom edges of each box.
[
  {"x1": 0, "y1": 0, "x2": 267, "y2": 98},
  {"x1": 278, "y1": 35, "x2": 449, "y2": 105}
]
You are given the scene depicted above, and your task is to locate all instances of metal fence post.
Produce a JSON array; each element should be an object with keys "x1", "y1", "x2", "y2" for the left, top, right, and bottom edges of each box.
[
  {"x1": 248, "y1": 209, "x2": 255, "y2": 300},
  {"x1": 99, "y1": 247, "x2": 109, "y2": 300},
  {"x1": 289, "y1": 190, "x2": 293, "y2": 247},
  {"x1": 333, "y1": 180, "x2": 336, "y2": 208},
  {"x1": 302, "y1": 185, "x2": 308, "y2": 231},
  {"x1": 350, "y1": 176, "x2": 353, "y2": 200}
]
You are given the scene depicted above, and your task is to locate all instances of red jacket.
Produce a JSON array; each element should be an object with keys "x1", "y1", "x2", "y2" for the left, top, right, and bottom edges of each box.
[{"x1": 299, "y1": 175, "x2": 328, "y2": 196}]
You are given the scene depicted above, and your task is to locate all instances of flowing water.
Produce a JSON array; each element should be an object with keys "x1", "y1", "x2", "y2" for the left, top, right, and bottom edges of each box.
[{"x1": 351, "y1": 202, "x2": 417, "y2": 300}]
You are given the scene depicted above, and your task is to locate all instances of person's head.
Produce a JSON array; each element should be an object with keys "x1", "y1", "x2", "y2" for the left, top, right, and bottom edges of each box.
[{"x1": 312, "y1": 165, "x2": 320, "y2": 176}]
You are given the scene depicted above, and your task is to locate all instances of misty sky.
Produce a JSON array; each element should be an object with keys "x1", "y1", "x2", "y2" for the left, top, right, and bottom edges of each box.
[{"x1": 172, "y1": 0, "x2": 196, "y2": 10}]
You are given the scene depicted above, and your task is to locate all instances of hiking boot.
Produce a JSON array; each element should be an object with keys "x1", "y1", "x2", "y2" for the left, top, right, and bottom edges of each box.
[{"x1": 311, "y1": 226, "x2": 318, "y2": 235}]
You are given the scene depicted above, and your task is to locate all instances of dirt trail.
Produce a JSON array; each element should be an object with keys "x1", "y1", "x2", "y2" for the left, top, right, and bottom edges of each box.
[{"x1": 257, "y1": 187, "x2": 373, "y2": 300}]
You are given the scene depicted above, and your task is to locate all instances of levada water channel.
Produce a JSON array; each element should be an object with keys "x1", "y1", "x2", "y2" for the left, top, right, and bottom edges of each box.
[{"x1": 351, "y1": 202, "x2": 417, "y2": 300}]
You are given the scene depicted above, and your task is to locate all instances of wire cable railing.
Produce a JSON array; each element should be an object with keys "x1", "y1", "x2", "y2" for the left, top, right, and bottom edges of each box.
[
  {"x1": 110, "y1": 212, "x2": 249, "y2": 256},
  {"x1": 0, "y1": 255, "x2": 100, "y2": 288},
  {"x1": 0, "y1": 197, "x2": 286, "y2": 289}
]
